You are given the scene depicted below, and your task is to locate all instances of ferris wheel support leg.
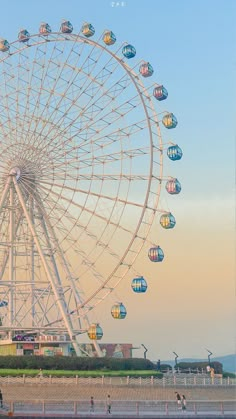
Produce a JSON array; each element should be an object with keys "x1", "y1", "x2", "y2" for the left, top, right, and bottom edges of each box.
[
  {"x1": 35, "y1": 201, "x2": 83, "y2": 356},
  {"x1": 92, "y1": 340, "x2": 103, "y2": 357},
  {"x1": 30, "y1": 197, "x2": 35, "y2": 327},
  {"x1": 0, "y1": 184, "x2": 30, "y2": 281},
  {"x1": 12, "y1": 176, "x2": 80, "y2": 354},
  {"x1": 35, "y1": 198, "x2": 103, "y2": 357},
  {"x1": 8, "y1": 183, "x2": 14, "y2": 339},
  {"x1": 0, "y1": 179, "x2": 12, "y2": 286},
  {"x1": 0, "y1": 210, "x2": 23, "y2": 280},
  {"x1": 0, "y1": 177, "x2": 11, "y2": 214}
]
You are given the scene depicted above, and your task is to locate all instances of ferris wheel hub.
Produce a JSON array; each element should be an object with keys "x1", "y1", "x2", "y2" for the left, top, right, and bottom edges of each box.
[
  {"x1": 9, "y1": 167, "x2": 21, "y2": 181},
  {"x1": 9, "y1": 163, "x2": 36, "y2": 188}
]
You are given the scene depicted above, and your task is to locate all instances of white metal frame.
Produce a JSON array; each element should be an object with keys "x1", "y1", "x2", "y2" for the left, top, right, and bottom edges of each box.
[{"x1": 0, "y1": 28, "x2": 174, "y2": 356}]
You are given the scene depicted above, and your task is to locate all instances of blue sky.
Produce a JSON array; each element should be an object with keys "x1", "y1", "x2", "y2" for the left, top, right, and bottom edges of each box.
[
  {"x1": 2, "y1": 0, "x2": 234, "y2": 201},
  {"x1": 0, "y1": 0, "x2": 235, "y2": 360}
]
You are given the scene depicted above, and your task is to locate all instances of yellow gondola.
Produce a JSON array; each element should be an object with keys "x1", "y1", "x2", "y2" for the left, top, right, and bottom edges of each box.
[{"x1": 103, "y1": 31, "x2": 116, "y2": 45}]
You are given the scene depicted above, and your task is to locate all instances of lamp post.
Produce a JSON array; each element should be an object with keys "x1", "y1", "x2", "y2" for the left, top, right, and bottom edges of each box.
[
  {"x1": 141, "y1": 344, "x2": 148, "y2": 359},
  {"x1": 173, "y1": 351, "x2": 179, "y2": 368},
  {"x1": 206, "y1": 348, "x2": 213, "y2": 366}
]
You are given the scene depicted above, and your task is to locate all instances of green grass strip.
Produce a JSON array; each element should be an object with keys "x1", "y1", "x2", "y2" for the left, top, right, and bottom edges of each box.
[{"x1": 0, "y1": 369, "x2": 162, "y2": 377}]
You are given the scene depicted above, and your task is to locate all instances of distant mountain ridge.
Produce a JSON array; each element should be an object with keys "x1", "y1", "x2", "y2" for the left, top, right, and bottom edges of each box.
[{"x1": 161, "y1": 354, "x2": 236, "y2": 373}]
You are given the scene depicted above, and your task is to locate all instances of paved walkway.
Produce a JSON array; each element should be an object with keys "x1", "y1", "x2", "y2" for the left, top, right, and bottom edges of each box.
[
  {"x1": 0, "y1": 400, "x2": 235, "y2": 418},
  {"x1": 0, "y1": 382, "x2": 235, "y2": 417},
  {"x1": 1, "y1": 384, "x2": 235, "y2": 401},
  {"x1": 0, "y1": 413, "x2": 236, "y2": 418}
]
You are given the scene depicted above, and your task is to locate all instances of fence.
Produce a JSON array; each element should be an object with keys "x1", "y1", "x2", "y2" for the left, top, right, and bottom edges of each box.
[
  {"x1": 3, "y1": 399, "x2": 236, "y2": 416},
  {"x1": 0, "y1": 375, "x2": 235, "y2": 387}
]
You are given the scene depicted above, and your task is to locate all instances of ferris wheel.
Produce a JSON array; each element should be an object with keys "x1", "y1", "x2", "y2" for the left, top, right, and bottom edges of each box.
[{"x1": 0, "y1": 20, "x2": 182, "y2": 356}]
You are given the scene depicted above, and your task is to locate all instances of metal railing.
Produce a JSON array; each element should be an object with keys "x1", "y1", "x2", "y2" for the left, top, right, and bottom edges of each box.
[
  {"x1": 0, "y1": 374, "x2": 235, "y2": 386},
  {"x1": 3, "y1": 399, "x2": 236, "y2": 416}
]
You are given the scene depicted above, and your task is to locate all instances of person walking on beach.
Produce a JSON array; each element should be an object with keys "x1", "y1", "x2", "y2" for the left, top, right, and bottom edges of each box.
[
  {"x1": 175, "y1": 392, "x2": 181, "y2": 409},
  {"x1": 181, "y1": 394, "x2": 187, "y2": 411},
  {"x1": 0, "y1": 389, "x2": 3, "y2": 408},
  {"x1": 90, "y1": 396, "x2": 94, "y2": 412},
  {"x1": 106, "y1": 394, "x2": 111, "y2": 414}
]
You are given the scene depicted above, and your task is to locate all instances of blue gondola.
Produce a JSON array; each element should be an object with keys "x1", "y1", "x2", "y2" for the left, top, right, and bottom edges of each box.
[
  {"x1": 162, "y1": 113, "x2": 178, "y2": 129},
  {"x1": 60, "y1": 20, "x2": 73, "y2": 34},
  {"x1": 148, "y1": 246, "x2": 164, "y2": 262},
  {"x1": 153, "y1": 85, "x2": 168, "y2": 101},
  {"x1": 160, "y1": 212, "x2": 176, "y2": 229},
  {"x1": 167, "y1": 145, "x2": 183, "y2": 161},
  {"x1": 122, "y1": 44, "x2": 136, "y2": 59},
  {"x1": 0, "y1": 39, "x2": 10, "y2": 52},
  {"x1": 165, "y1": 178, "x2": 181, "y2": 194},
  {"x1": 87, "y1": 323, "x2": 103, "y2": 340},
  {"x1": 111, "y1": 302, "x2": 127, "y2": 319},
  {"x1": 0, "y1": 300, "x2": 8, "y2": 307},
  {"x1": 139, "y1": 62, "x2": 154, "y2": 77},
  {"x1": 103, "y1": 30, "x2": 116, "y2": 45},
  {"x1": 81, "y1": 23, "x2": 95, "y2": 38},
  {"x1": 18, "y1": 29, "x2": 30, "y2": 43},
  {"x1": 39, "y1": 23, "x2": 52, "y2": 35},
  {"x1": 131, "y1": 276, "x2": 147, "y2": 293}
]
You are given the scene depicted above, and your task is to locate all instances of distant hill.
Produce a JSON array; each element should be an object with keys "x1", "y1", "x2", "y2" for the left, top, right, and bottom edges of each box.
[{"x1": 161, "y1": 354, "x2": 236, "y2": 373}]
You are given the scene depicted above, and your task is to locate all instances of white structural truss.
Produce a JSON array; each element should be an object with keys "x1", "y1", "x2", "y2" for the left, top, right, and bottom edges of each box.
[{"x1": 0, "y1": 24, "x2": 179, "y2": 356}]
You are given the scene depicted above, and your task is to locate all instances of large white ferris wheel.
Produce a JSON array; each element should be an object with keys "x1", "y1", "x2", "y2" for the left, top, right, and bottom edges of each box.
[{"x1": 0, "y1": 21, "x2": 182, "y2": 356}]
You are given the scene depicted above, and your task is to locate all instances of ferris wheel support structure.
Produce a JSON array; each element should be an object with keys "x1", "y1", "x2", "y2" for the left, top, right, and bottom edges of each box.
[
  {"x1": 8, "y1": 174, "x2": 82, "y2": 355},
  {"x1": 34, "y1": 194, "x2": 103, "y2": 356},
  {"x1": 0, "y1": 171, "x2": 103, "y2": 356},
  {"x1": 9, "y1": 183, "x2": 14, "y2": 340}
]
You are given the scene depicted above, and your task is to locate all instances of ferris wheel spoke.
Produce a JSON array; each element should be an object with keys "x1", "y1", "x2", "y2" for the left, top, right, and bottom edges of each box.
[
  {"x1": 40, "y1": 179, "x2": 146, "y2": 209},
  {"x1": 28, "y1": 69, "x2": 157, "y2": 171},
  {"x1": 50, "y1": 118, "x2": 149, "y2": 166},
  {"x1": 30, "y1": 48, "x2": 145, "y2": 158},
  {"x1": 46, "y1": 110, "x2": 155, "y2": 170},
  {"x1": 32, "y1": 71, "x2": 135, "y2": 160},
  {"x1": 70, "y1": 90, "x2": 142, "y2": 148},
  {"x1": 0, "y1": 64, "x2": 16, "y2": 146},
  {"x1": 29, "y1": 37, "x2": 108, "y2": 149},
  {"x1": 19, "y1": 40, "x2": 62, "y2": 147},
  {"x1": 37, "y1": 182, "x2": 138, "y2": 237},
  {"x1": 51, "y1": 144, "x2": 153, "y2": 172},
  {"x1": 63, "y1": 67, "x2": 156, "y2": 154},
  {"x1": 41, "y1": 173, "x2": 151, "y2": 182},
  {"x1": 70, "y1": 146, "x2": 151, "y2": 169},
  {"x1": 32, "y1": 37, "x2": 127, "y2": 151},
  {"x1": 39, "y1": 184, "x2": 136, "y2": 261},
  {"x1": 12, "y1": 50, "x2": 28, "y2": 147},
  {"x1": 26, "y1": 37, "x2": 87, "y2": 145}
]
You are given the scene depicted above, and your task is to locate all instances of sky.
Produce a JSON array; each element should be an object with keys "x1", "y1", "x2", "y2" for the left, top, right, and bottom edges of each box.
[{"x1": 0, "y1": 0, "x2": 235, "y2": 362}]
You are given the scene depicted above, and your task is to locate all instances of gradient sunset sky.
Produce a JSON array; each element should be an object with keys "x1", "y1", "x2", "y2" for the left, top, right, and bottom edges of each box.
[{"x1": 0, "y1": 0, "x2": 234, "y2": 362}]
